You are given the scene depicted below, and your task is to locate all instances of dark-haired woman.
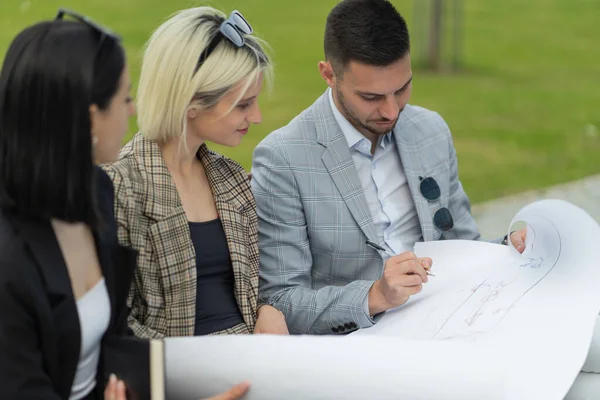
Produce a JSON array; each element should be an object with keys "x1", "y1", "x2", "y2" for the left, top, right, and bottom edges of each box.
[
  {"x1": 0, "y1": 11, "x2": 135, "y2": 400},
  {"x1": 0, "y1": 11, "x2": 250, "y2": 400}
]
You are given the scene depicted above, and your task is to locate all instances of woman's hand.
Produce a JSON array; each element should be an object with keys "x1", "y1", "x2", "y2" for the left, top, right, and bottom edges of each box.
[
  {"x1": 104, "y1": 374, "x2": 126, "y2": 400},
  {"x1": 105, "y1": 374, "x2": 250, "y2": 400},
  {"x1": 253, "y1": 305, "x2": 289, "y2": 335},
  {"x1": 203, "y1": 382, "x2": 251, "y2": 400}
]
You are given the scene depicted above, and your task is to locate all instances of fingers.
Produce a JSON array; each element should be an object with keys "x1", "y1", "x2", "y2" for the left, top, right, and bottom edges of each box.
[
  {"x1": 104, "y1": 374, "x2": 126, "y2": 400},
  {"x1": 418, "y1": 257, "x2": 436, "y2": 276},
  {"x1": 510, "y1": 229, "x2": 527, "y2": 253},
  {"x1": 418, "y1": 257, "x2": 433, "y2": 276},
  {"x1": 418, "y1": 257, "x2": 433, "y2": 270},
  {"x1": 387, "y1": 253, "x2": 433, "y2": 271},
  {"x1": 206, "y1": 382, "x2": 251, "y2": 400},
  {"x1": 226, "y1": 382, "x2": 251, "y2": 399},
  {"x1": 400, "y1": 259, "x2": 428, "y2": 282},
  {"x1": 385, "y1": 268, "x2": 424, "y2": 291},
  {"x1": 411, "y1": 283, "x2": 423, "y2": 294},
  {"x1": 399, "y1": 274, "x2": 423, "y2": 287},
  {"x1": 104, "y1": 374, "x2": 116, "y2": 400},
  {"x1": 387, "y1": 251, "x2": 418, "y2": 263},
  {"x1": 385, "y1": 254, "x2": 432, "y2": 283},
  {"x1": 116, "y1": 379, "x2": 126, "y2": 400},
  {"x1": 406, "y1": 283, "x2": 423, "y2": 295}
]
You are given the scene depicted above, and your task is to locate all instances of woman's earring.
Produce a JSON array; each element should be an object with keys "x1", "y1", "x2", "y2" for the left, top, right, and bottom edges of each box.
[{"x1": 92, "y1": 135, "x2": 99, "y2": 147}]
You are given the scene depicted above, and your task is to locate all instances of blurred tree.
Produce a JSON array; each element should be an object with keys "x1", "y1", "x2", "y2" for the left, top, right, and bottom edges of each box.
[{"x1": 413, "y1": 0, "x2": 463, "y2": 71}]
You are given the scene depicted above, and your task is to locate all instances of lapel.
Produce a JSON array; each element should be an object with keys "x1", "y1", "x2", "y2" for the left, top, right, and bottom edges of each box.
[
  {"x1": 94, "y1": 167, "x2": 137, "y2": 331},
  {"x1": 393, "y1": 109, "x2": 435, "y2": 241},
  {"x1": 9, "y1": 216, "x2": 81, "y2": 394},
  {"x1": 133, "y1": 134, "x2": 196, "y2": 336},
  {"x1": 315, "y1": 91, "x2": 379, "y2": 244},
  {"x1": 198, "y1": 145, "x2": 253, "y2": 328}
]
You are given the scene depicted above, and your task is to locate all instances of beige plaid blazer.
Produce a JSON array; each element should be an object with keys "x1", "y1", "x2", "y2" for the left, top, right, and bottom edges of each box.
[{"x1": 102, "y1": 133, "x2": 259, "y2": 338}]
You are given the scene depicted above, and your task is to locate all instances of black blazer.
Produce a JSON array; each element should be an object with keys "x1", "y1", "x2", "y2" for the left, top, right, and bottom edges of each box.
[{"x1": 0, "y1": 168, "x2": 137, "y2": 400}]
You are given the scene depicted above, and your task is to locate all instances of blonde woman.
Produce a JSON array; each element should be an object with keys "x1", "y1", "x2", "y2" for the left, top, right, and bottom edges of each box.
[{"x1": 103, "y1": 7, "x2": 288, "y2": 338}]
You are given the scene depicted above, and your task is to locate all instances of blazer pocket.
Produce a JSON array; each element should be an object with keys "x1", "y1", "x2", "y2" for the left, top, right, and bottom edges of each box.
[{"x1": 419, "y1": 162, "x2": 451, "y2": 203}]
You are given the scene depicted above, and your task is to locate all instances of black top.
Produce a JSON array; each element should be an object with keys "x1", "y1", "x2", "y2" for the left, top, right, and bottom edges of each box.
[
  {"x1": 189, "y1": 218, "x2": 244, "y2": 335},
  {"x1": 0, "y1": 167, "x2": 137, "y2": 400}
]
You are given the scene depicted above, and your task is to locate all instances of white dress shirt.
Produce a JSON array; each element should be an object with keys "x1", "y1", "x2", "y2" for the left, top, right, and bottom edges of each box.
[{"x1": 328, "y1": 90, "x2": 423, "y2": 257}]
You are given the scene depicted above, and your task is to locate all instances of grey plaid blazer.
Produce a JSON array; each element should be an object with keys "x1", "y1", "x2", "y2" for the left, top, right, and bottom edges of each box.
[
  {"x1": 251, "y1": 89, "x2": 481, "y2": 335},
  {"x1": 103, "y1": 133, "x2": 259, "y2": 338}
]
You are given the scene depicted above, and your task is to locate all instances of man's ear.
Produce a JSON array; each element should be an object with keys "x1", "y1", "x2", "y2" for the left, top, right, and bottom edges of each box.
[{"x1": 318, "y1": 61, "x2": 336, "y2": 89}]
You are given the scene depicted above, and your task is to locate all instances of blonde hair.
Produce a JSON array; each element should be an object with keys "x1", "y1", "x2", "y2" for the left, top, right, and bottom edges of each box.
[{"x1": 136, "y1": 7, "x2": 273, "y2": 143}]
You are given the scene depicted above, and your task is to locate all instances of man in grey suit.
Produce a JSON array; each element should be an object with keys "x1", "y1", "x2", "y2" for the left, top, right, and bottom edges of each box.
[{"x1": 251, "y1": 0, "x2": 526, "y2": 335}]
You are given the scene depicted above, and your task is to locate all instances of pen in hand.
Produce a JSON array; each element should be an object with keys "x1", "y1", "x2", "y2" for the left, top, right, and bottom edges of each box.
[{"x1": 366, "y1": 240, "x2": 436, "y2": 277}]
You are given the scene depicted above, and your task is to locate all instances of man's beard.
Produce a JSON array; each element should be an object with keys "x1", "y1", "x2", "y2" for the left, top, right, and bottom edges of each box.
[{"x1": 336, "y1": 86, "x2": 401, "y2": 136}]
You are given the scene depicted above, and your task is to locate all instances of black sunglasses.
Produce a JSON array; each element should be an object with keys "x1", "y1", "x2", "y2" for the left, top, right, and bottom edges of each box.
[
  {"x1": 55, "y1": 8, "x2": 121, "y2": 52},
  {"x1": 419, "y1": 177, "x2": 454, "y2": 232},
  {"x1": 194, "y1": 10, "x2": 253, "y2": 74}
]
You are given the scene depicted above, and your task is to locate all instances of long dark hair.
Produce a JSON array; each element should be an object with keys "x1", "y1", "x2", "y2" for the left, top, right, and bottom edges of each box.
[{"x1": 0, "y1": 20, "x2": 125, "y2": 226}]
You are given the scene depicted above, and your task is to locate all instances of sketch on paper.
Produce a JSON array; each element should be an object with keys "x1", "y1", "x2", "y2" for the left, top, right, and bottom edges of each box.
[
  {"x1": 433, "y1": 279, "x2": 515, "y2": 339},
  {"x1": 354, "y1": 225, "x2": 563, "y2": 342},
  {"x1": 431, "y1": 249, "x2": 560, "y2": 341},
  {"x1": 425, "y1": 218, "x2": 563, "y2": 341},
  {"x1": 520, "y1": 257, "x2": 544, "y2": 269}
]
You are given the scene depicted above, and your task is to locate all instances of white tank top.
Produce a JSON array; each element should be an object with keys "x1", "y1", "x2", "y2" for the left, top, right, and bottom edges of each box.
[{"x1": 69, "y1": 278, "x2": 111, "y2": 400}]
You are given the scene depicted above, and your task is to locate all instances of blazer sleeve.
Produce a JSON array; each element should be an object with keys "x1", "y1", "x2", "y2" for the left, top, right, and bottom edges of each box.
[
  {"x1": 0, "y1": 256, "x2": 62, "y2": 400},
  {"x1": 103, "y1": 165, "x2": 165, "y2": 340},
  {"x1": 251, "y1": 142, "x2": 377, "y2": 335}
]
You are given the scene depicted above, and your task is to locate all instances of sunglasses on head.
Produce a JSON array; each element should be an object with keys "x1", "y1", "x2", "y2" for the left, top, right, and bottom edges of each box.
[
  {"x1": 419, "y1": 176, "x2": 454, "y2": 232},
  {"x1": 55, "y1": 8, "x2": 121, "y2": 52},
  {"x1": 194, "y1": 10, "x2": 253, "y2": 73}
]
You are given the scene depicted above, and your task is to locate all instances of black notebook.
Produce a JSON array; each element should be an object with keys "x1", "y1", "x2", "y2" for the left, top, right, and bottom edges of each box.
[{"x1": 102, "y1": 336, "x2": 165, "y2": 400}]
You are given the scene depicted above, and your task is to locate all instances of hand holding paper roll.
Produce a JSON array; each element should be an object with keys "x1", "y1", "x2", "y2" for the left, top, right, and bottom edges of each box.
[
  {"x1": 203, "y1": 382, "x2": 251, "y2": 400},
  {"x1": 508, "y1": 228, "x2": 527, "y2": 253}
]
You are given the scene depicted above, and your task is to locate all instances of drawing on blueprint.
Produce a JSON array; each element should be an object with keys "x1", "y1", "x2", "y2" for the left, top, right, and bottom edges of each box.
[
  {"x1": 351, "y1": 208, "x2": 566, "y2": 343},
  {"x1": 520, "y1": 257, "x2": 544, "y2": 268},
  {"x1": 428, "y1": 223, "x2": 562, "y2": 341}
]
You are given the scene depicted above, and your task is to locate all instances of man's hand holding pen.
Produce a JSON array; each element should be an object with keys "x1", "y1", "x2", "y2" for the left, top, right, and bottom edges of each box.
[{"x1": 367, "y1": 252, "x2": 433, "y2": 316}]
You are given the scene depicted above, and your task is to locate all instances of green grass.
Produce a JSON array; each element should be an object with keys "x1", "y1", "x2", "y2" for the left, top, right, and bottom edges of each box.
[{"x1": 1, "y1": 0, "x2": 599, "y2": 203}]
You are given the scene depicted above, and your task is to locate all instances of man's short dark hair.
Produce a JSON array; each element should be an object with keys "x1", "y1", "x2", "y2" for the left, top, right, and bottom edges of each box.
[
  {"x1": 324, "y1": 0, "x2": 410, "y2": 74},
  {"x1": 0, "y1": 20, "x2": 125, "y2": 226}
]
